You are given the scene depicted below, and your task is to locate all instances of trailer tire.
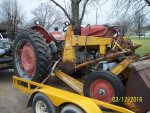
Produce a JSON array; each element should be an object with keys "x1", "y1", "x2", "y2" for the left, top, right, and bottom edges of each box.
[
  {"x1": 61, "y1": 104, "x2": 85, "y2": 113},
  {"x1": 83, "y1": 71, "x2": 124, "y2": 105},
  {"x1": 13, "y1": 30, "x2": 51, "y2": 82},
  {"x1": 33, "y1": 93, "x2": 56, "y2": 113}
]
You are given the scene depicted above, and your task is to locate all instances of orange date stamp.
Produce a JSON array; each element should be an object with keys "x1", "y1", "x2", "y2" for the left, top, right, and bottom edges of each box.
[{"x1": 112, "y1": 97, "x2": 143, "y2": 103}]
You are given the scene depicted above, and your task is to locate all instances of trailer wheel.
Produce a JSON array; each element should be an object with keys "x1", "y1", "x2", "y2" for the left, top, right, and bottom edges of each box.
[
  {"x1": 33, "y1": 93, "x2": 56, "y2": 113},
  {"x1": 13, "y1": 30, "x2": 51, "y2": 82},
  {"x1": 61, "y1": 104, "x2": 85, "y2": 113},
  {"x1": 83, "y1": 71, "x2": 124, "y2": 105}
]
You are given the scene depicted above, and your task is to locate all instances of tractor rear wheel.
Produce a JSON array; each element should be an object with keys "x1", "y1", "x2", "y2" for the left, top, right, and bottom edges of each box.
[
  {"x1": 13, "y1": 30, "x2": 51, "y2": 82},
  {"x1": 83, "y1": 71, "x2": 124, "y2": 105}
]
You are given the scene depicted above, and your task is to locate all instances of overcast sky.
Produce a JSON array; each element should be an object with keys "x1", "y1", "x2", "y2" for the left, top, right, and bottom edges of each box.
[
  {"x1": 16, "y1": 0, "x2": 44, "y2": 22},
  {"x1": 16, "y1": 0, "x2": 114, "y2": 25},
  {"x1": 0, "y1": 0, "x2": 149, "y2": 25}
]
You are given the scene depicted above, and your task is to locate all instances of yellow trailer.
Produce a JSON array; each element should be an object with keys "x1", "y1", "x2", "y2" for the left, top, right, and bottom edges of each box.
[{"x1": 13, "y1": 76, "x2": 134, "y2": 113}]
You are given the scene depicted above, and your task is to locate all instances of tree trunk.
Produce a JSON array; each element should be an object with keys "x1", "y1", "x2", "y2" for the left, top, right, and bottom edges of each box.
[
  {"x1": 71, "y1": 1, "x2": 80, "y2": 27},
  {"x1": 50, "y1": 0, "x2": 89, "y2": 28},
  {"x1": 138, "y1": 29, "x2": 141, "y2": 38}
]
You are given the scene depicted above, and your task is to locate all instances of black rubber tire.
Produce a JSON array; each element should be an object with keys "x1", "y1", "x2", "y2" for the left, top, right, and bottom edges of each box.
[
  {"x1": 13, "y1": 30, "x2": 51, "y2": 82},
  {"x1": 83, "y1": 70, "x2": 124, "y2": 105},
  {"x1": 61, "y1": 104, "x2": 85, "y2": 113},
  {"x1": 32, "y1": 93, "x2": 56, "y2": 113}
]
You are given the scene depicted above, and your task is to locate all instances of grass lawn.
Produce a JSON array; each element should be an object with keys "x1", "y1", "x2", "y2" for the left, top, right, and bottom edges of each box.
[{"x1": 129, "y1": 37, "x2": 150, "y2": 56}]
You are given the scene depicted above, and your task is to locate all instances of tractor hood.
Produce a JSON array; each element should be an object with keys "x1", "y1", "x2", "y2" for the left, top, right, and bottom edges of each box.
[{"x1": 81, "y1": 25, "x2": 117, "y2": 38}]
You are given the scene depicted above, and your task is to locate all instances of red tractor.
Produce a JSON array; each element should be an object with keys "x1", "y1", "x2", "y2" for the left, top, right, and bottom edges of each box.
[
  {"x1": 13, "y1": 23, "x2": 123, "y2": 82},
  {"x1": 13, "y1": 22, "x2": 150, "y2": 112}
]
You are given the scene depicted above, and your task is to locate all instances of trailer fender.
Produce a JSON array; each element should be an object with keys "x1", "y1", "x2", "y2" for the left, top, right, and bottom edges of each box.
[
  {"x1": 27, "y1": 91, "x2": 39, "y2": 107},
  {"x1": 27, "y1": 88, "x2": 102, "y2": 113}
]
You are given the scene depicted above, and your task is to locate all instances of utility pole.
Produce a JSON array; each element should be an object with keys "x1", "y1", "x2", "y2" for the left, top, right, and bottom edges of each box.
[
  {"x1": 96, "y1": 8, "x2": 98, "y2": 25},
  {"x1": 63, "y1": 0, "x2": 67, "y2": 21}
]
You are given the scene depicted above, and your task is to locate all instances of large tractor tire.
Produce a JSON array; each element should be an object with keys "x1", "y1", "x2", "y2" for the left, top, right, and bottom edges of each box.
[
  {"x1": 13, "y1": 30, "x2": 51, "y2": 82},
  {"x1": 83, "y1": 71, "x2": 124, "y2": 105}
]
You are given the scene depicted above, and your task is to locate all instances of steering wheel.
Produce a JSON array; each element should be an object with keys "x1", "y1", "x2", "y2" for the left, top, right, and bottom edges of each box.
[{"x1": 63, "y1": 21, "x2": 70, "y2": 32}]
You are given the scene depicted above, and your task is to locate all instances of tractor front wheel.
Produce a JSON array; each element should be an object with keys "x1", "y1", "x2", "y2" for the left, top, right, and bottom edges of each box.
[{"x1": 83, "y1": 71, "x2": 124, "y2": 105}]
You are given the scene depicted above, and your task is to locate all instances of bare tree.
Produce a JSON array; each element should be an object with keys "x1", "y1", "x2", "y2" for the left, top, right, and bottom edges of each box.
[
  {"x1": 50, "y1": 0, "x2": 97, "y2": 27},
  {"x1": 0, "y1": 0, "x2": 25, "y2": 40},
  {"x1": 112, "y1": 0, "x2": 150, "y2": 17},
  {"x1": 144, "y1": 0, "x2": 150, "y2": 6},
  {"x1": 109, "y1": 0, "x2": 149, "y2": 36},
  {"x1": 113, "y1": 15, "x2": 133, "y2": 34},
  {"x1": 32, "y1": 2, "x2": 64, "y2": 30},
  {"x1": 134, "y1": 10, "x2": 146, "y2": 38}
]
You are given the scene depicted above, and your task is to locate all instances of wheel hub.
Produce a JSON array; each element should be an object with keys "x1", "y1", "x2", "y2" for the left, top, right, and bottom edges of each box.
[
  {"x1": 98, "y1": 89, "x2": 106, "y2": 96},
  {"x1": 36, "y1": 101, "x2": 48, "y2": 113},
  {"x1": 90, "y1": 79, "x2": 114, "y2": 103},
  {"x1": 21, "y1": 43, "x2": 36, "y2": 76}
]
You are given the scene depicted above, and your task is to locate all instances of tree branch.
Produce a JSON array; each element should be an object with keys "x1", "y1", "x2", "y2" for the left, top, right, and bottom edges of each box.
[
  {"x1": 145, "y1": 0, "x2": 150, "y2": 6},
  {"x1": 50, "y1": 0, "x2": 72, "y2": 23},
  {"x1": 78, "y1": 0, "x2": 82, "y2": 3},
  {"x1": 79, "y1": 0, "x2": 89, "y2": 24}
]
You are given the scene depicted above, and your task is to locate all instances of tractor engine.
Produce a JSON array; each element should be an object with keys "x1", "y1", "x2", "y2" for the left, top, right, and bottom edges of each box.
[
  {"x1": 75, "y1": 25, "x2": 117, "y2": 64},
  {"x1": 75, "y1": 47, "x2": 98, "y2": 64}
]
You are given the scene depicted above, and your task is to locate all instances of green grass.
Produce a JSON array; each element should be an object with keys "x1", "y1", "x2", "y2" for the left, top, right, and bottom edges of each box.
[{"x1": 130, "y1": 37, "x2": 150, "y2": 56}]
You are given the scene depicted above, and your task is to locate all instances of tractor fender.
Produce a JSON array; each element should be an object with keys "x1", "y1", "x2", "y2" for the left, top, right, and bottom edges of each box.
[{"x1": 31, "y1": 25, "x2": 55, "y2": 43}]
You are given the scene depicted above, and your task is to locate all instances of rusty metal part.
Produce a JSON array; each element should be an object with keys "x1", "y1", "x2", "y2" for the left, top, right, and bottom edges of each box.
[
  {"x1": 59, "y1": 61, "x2": 85, "y2": 78},
  {"x1": 123, "y1": 40, "x2": 136, "y2": 53},
  {"x1": 124, "y1": 40, "x2": 132, "y2": 49},
  {"x1": 54, "y1": 70, "x2": 83, "y2": 95},
  {"x1": 111, "y1": 57, "x2": 135, "y2": 76},
  {"x1": 121, "y1": 67, "x2": 131, "y2": 79},
  {"x1": 125, "y1": 59, "x2": 150, "y2": 113},
  {"x1": 133, "y1": 44, "x2": 142, "y2": 49},
  {"x1": 75, "y1": 51, "x2": 131, "y2": 69},
  {"x1": 138, "y1": 53, "x2": 150, "y2": 61},
  {"x1": 58, "y1": 61, "x2": 75, "y2": 76},
  {"x1": 112, "y1": 35, "x2": 123, "y2": 51}
]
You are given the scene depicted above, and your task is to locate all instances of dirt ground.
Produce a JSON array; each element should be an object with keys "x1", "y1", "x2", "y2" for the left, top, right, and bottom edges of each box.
[{"x1": 0, "y1": 70, "x2": 75, "y2": 113}]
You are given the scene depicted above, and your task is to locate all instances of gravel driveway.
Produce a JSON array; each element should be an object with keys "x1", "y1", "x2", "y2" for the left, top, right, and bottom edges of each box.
[
  {"x1": 0, "y1": 70, "x2": 32, "y2": 113},
  {"x1": 0, "y1": 70, "x2": 75, "y2": 113},
  {"x1": 0, "y1": 70, "x2": 116, "y2": 113}
]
